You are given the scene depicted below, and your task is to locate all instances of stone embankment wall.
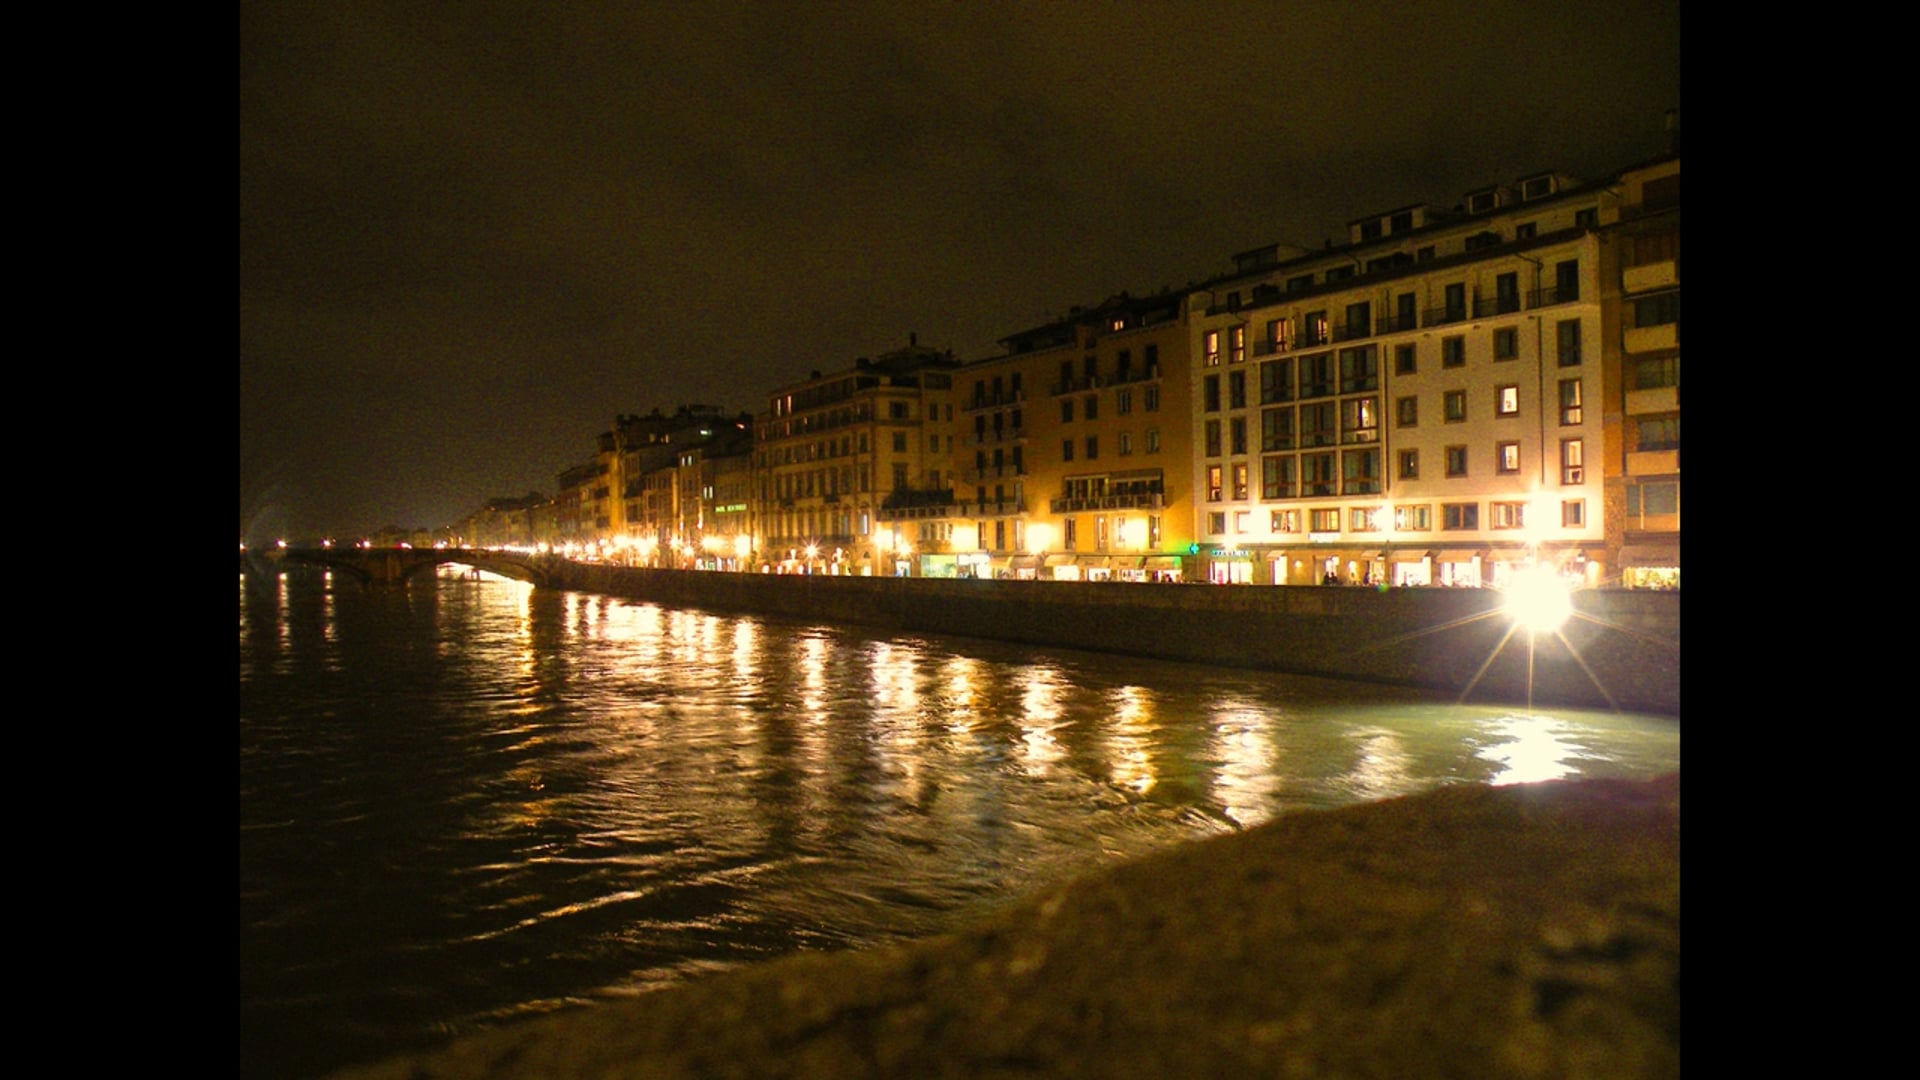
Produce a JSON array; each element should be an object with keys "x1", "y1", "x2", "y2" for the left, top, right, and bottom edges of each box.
[{"x1": 530, "y1": 563, "x2": 1679, "y2": 715}]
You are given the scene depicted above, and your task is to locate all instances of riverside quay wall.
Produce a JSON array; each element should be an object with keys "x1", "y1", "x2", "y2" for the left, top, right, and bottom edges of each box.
[{"x1": 530, "y1": 562, "x2": 1679, "y2": 716}]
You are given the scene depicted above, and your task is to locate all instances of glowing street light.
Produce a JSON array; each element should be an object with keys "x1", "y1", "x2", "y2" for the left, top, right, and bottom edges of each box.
[{"x1": 1504, "y1": 564, "x2": 1574, "y2": 633}]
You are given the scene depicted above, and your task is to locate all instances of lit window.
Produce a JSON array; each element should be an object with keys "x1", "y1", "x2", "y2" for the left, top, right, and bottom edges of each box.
[
  {"x1": 1561, "y1": 439, "x2": 1584, "y2": 484},
  {"x1": 1496, "y1": 385, "x2": 1519, "y2": 416},
  {"x1": 1310, "y1": 508, "x2": 1340, "y2": 532},
  {"x1": 1395, "y1": 504, "x2": 1431, "y2": 530},
  {"x1": 1119, "y1": 432, "x2": 1133, "y2": 456},
  {"x1": 1562, "y1": 499, "x2": 1586, "y2": 527},
  {"x1": 1230, "y1": 325, "x2": 1246, "y2": 364},
  {"x1": 1271, "y1": 509, "x2": 1299, "y2": 533},
  {"x1": 1205, "y1": 330, "x2": 1221, "y2": 366},
  {"x1": 1497, "y1": 441, "x2": 1521, "y2": 473},
  {"x1": 1207, "y1": 465, "x2": 1223, "y2": 502},
  {"x1": 1491, "y1": 501, "x2": 1527, "y2": 529},
  {"x1": 1116, "y1": 389, "x2": 1132, "y2": 414},
  {"x1": 1349, "y1": 507, "x2": 1381, "y2": 531}
]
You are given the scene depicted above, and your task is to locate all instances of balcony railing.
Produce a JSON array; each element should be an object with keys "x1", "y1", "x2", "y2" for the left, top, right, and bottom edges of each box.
[
  {"x1": 1422, "y1": 306, "x2": 1468, "y2": 327},
  {"x1": 1529, "y1": 284, "x2": 1579, "y2": 308},
  {"x1": 967, "y1": 426, "x2": 1026, "y2": 447},
  {"x1": 1331, "y1": 321, "x2": 1372, "y2": 343},
  {"x1": 1374, "y1": 313, "x2": 1418, "y2": 335},
  {"x1": 1047, "y1": 492, "x2": 1165, "y2": 514},
  {"x1": 963, "y1": 390, "x2": 1025, "y2": 413},
  {"x1": 962, "y1": 499, "x2": 1025, "y2": 517},
  {"x1": 1473, "y1": 295, "x2": 1522, "y2": 319}
]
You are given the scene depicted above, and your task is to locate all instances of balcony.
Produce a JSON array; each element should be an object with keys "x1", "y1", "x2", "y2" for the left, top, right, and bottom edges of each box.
[
  {"x1": 964, "y1": 499, "x2": 1025, "y2": 517},
  {"x1": 1623, "y1": 323, "x2": 1679, "y2": 354},
  {"x1": 1528, "y1": 284, "x2": 1579, "y2": 308},
  {"x1": 1374, "y1": 313, "x2": 1418, "y2": 335},
  {"x1": 1623, "y1": 261, "x2": 1678, "y2": 294},
  {"x1": 1330, "y1": 321, "x2": 1372, "y2": 343},
  {"x1": 963, "y1": 390, "x2": 1026, "y2": 413},
  {"x1": 1473, "y1": 295, "x2": 1522, "y2": 319},
  {"x1": 964, "y1": 464, "x2": 1023, "y2": 482},
  {"x1": 967, "y1": 426, "x2": 1026, "y2": 447},
  {"x1": 1047, "y1": 492, "x2": 1165, "y2": 514},
  {"x1": 1108, "y1": 363, "x2": 1159, "y2": 385},
  {"x1": 1422, "y1": 306, "x2": 1468, "y2": 328}
]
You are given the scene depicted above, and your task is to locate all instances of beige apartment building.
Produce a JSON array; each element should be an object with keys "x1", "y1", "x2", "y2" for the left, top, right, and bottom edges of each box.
[
  {"x1": 755, "y1": 339, "x2": 961, "y2": 574},
  {"x1": 1186, "y1": 169, "x2": 1615, "y2": 587},
  {"x1": 900, "y1": 291, "x2": 1198, "y2": 581}
]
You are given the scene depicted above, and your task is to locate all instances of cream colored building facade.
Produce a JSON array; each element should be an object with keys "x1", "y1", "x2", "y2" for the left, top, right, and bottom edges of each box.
[
  {"x1": 755, "y1": 340, "x2": 960, "y2": 574},
  {"x1": 1187, "y1": 171, "x2": 1612, "y2": 587}
]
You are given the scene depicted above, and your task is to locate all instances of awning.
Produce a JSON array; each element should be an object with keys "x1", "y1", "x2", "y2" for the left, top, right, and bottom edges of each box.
[
  {"x1": 1044, "y1": 554, "x2": 1075, "y2": 567},
  {"x1": 1359, "y1": 550, "x2": 1383, "y2": 560},
  {"x1": 1388, "y1": 549, "x2": 1435, "y2": 562},
  {"x1": 1110, "y1": 556, "x2": 1144, "y2": 569},
  {"x1": 1077, "y1": 555, "x2": 1110, "y2": 568},
  {"x1": 1433, "y1": 548, "x2": 1488, "y2": 562},
  {"x1": 1619, "y1": 545, "x2": 1681, "y2": 567},
  {"x1": 1145, "y1": 556, "x2": 1182, "y2": 570},
  {"x1": 1008, "y1": 554, "x2": 1041, "y2": 568}
]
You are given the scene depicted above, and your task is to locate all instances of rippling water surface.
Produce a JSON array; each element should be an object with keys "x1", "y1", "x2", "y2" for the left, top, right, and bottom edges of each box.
[{"x1": 239, "y1": 564, "x2": 1678, "y2": 1079}]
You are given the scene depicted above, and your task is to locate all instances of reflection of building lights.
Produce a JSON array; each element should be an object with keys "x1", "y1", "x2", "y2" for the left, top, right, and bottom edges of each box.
[
  {"x1": 1027, "y1": 522, "x2": 1055, "y2": 553},
  {"x1": 1505, "y1": 565, "x2": 1574, "y2": 632}
]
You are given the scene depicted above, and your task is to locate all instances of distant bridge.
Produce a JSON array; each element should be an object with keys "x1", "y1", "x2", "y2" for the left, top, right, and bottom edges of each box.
[{"x1": 245, "y1": 547, "x2": 560, "y2": 589}]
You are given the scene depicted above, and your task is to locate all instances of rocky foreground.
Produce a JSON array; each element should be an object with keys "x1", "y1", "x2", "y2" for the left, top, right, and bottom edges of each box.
[{"x1": 334, "y1": 774, "x2": 1680, "y2": 1080}]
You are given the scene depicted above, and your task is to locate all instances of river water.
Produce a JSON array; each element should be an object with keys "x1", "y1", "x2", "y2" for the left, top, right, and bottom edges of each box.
[{"x1": 239, "y1": 563, "x2": 1679, "y2": 1079}]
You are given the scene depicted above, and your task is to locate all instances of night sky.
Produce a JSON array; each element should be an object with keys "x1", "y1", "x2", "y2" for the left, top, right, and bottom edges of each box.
[{"x1": 239, "y1": 1, "x2": 1680, "y2": 542}]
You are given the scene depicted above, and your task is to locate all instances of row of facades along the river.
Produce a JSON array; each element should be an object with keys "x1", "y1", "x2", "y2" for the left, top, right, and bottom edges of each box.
[{"x1": 317, "y1": 145, "x2": 1678, "y2": 597}]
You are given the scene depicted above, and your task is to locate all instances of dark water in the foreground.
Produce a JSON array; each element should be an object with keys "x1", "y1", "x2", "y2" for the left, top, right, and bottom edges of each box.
[{"x1": 239, "y1": 565, "x2": 1678, "y2": 1079}]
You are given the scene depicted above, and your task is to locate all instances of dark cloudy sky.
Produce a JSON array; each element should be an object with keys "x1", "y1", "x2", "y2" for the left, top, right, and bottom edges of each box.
[{"x1": 239, "y1": 0, "x2": 1679, "y2": 541}]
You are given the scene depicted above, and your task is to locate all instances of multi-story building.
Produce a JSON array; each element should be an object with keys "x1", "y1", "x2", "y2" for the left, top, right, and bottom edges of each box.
[
  {"x1": 919, "y1": 291, "x2": 1196, "y2": 581},
  {"x1": 1187, "y1": 170, "x2": 1611, "y2": 587},
  {"x1": 1601, "y1": 151, "x2": 1680, "y2": 589},
  {"x1": 756, "y1": 338, "x2": 961, "y2": 574}
]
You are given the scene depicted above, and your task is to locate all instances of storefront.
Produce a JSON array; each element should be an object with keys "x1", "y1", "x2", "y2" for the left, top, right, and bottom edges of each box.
[
  {"x1": 1619, "y1": 545, "x2": 1679, "y2": 590},
  {"x1": 1389, "y1": 550, "x2": 1434, "y2": 587},
  {"x1": 1007, "y1": 554, "x2": 1041, "y2": 580},
  {"x1": 1109, "y1": 556, "x2": 1147, "y2": 583},
  {"x1": 1204, "y1": 547, "x2": 1254, "y2": 584},
  {"x1": 1079, "y1": 555, "x2": 1113, "y2": 582},
  {"x1": 1144, "y1": 555, "x2": 1184, "y2": 583},
  {"x1": 1043, "y1": 553, "x2": 1079, "y2": 581},
  {"x1": 1433, "y1": 549, "x2": 1488, "y2": 587}
]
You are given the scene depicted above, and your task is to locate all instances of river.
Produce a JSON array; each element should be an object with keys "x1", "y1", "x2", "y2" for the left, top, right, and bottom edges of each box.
[{"x1": 239, "y1": 563, "x2": 1679, "y2": 1079}]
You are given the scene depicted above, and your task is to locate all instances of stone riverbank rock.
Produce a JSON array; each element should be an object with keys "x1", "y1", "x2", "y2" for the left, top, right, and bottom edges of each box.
[{"x1": 333, "y1": 773, "x2": 1680, "y2": 1080}]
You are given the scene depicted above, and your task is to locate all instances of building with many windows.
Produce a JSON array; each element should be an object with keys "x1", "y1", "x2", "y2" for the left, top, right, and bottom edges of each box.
[
  {"x1": 900, "y1": 292, "x2": 1197, "y2": 581},
  {"x1": 1601, "y1": 152, "x2": 1680, "y2": 589},
  {"x1": 755, "y1": 338, "x2": 961, "y2": 574},
  {"x1": 1187, "y1": 169, "x2": 1612, "y2": 587}
]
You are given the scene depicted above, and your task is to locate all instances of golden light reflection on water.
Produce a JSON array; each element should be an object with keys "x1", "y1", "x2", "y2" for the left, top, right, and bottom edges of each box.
[
  {"x1": 1105, "y1": 685, "x2": 1157, "y2": 795},
  {"x1": 1208, "y1": 700, "x2": 1280, "y2": 828},
  {"x1": 1341, "y1": 728, "x2": 1416, "y2": 801},
  {"x1": 1478, "y1": 714, "x2": 1585, "y2": 785},
  {"x1": 1014, "y1": 663, "x2": 1069, "y2": 777}
]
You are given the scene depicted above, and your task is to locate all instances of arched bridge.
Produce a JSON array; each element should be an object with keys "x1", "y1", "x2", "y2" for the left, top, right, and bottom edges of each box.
[{"x1": 252, "y1": 547, "x2": 561, "y2": 589}]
